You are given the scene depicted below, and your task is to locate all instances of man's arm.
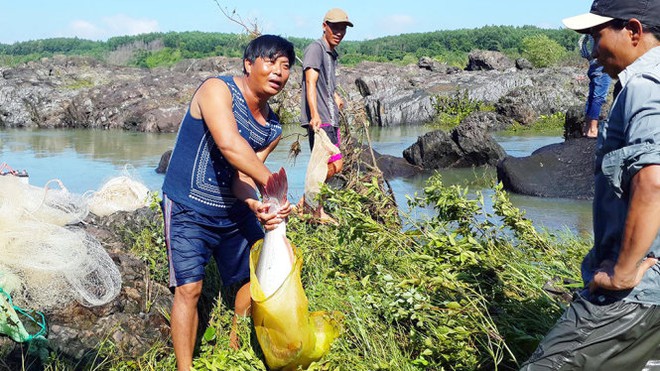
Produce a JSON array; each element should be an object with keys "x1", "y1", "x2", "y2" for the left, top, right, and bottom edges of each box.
[
  {"x1": 232, "y1": 137, "x2": 292, "y2": 230},
  {"x1": 305, "y1": 68, "x2": 322, "y2": 130},
  {"x1": 593, "y1": 165, "x2": 660, "y2": 290},
  {"x1": 232, "y1": 136, "x2": 281, "y2": 205},
  {"x1": 193, "y1": 78, "x2": 271, "y2": 187}
]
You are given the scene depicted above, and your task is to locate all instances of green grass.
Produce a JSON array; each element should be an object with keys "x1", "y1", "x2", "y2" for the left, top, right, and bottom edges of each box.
[{"x1": 503, "y1": 112, "x2": 565, "y2": 135}]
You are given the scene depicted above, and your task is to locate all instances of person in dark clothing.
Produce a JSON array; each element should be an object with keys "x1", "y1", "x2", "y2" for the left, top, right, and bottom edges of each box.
[{"x1": 161, "y1": 35, "x2": 295, "y2": 370}]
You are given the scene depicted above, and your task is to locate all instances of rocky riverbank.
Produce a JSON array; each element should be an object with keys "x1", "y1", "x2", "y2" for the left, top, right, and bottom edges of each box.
[
  {"x1": 0, "y1": 52, "x2": 600, "y2": 367},
  {"x1": 0, "y1": 51, "x2": 587, "y2": 131}
]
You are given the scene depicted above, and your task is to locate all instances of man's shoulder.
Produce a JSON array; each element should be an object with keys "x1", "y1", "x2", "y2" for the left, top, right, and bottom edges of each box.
[{"x1": 303, "y1": 39, "x2": 325, "y2": 54}]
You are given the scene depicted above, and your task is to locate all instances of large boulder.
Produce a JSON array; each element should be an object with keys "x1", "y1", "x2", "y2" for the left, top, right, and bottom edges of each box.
[
  {"x1": 497, "y1": 137, "x2": 596, "y2": 199},
  {"x1": 357, "y1": 145, "x2": 424, "y2": 179},
  {"x1": 466, "y1": 50, "x2": 515, "y2": 71},
  {"x1": 452, "y1": 118, "x2": 507, "y2": 167},
  {"x1": 403, "y1": 130, "x2": 464, "y2": 168},
  {"x1": 403, "y1": 119, "x2": 506, "y2": 169}
]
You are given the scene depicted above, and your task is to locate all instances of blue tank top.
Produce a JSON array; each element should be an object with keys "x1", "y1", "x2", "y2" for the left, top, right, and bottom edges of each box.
[{"x1": 162, "y1": 76, "x2": 282, "y2": 217}]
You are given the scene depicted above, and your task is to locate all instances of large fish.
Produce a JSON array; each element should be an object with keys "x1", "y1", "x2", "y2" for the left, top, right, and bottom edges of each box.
[
  {"x1": 256, "y1": 167, "x2": 294, "y2": 298},
  {"x1": 250, "y1": 167, "x2": 341, "y2": 370}
]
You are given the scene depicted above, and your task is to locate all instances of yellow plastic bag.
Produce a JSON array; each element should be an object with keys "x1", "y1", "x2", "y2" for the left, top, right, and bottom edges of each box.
[{"x1": 250, "y1": 239, "x2": 340, "y2": 370}]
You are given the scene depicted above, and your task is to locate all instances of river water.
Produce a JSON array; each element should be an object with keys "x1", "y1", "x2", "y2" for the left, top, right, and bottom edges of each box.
[{"x1": 0, "y1": 126, "x2": 592, "y2": 235}]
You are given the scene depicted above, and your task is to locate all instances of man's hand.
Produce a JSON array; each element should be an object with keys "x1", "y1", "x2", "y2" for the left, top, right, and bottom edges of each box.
[
  {"x1": 590, "y1": 257, "x2": 658, "y2": 292},
  {"x1": 309, "y1": 116, "x2": 322, "y2": 131},
  {"x1": 334, "y1": 94, "x2": 344, "y2": 111},
  {"x1": 276, "y1": 200, "x2": 293, "y2": 219},
  {"x1": 246, "y1": 199, "x2": 283, "y2": 231}
]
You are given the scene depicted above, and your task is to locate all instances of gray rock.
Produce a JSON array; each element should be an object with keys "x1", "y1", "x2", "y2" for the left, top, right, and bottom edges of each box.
[
  {"x1": 515, "y1": 58, "x2": 534, "y2": 70},
  {"x1": 156, "y1": 150, "x2": 173, "y2": 174},
  {"x1": 0, "y1": 55, "x2": 589, "y2": 131},
  {"x1": 497, "y1": 138, "x2": 596, "y2": 199},
  {"x1": 417, "y1": 56, "x2": 447, "y2": 73},
  {"x1": 402, "y1": 112, "x2": 507, "y2": 169},
  {"x1": 452, "y1": 119, "x2": 507, "y2": 167},
  {"x1": 466, "y1": 50, "x2": 515, "y2": 71},
  {"x1": 403, "y1": 130, "x2": 463, "y2": 168}
]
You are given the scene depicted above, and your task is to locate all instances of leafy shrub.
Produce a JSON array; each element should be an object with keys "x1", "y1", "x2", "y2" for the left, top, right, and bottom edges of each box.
[
  {"x1": 521, "y1": 35, "x2": 566, "y2": 68},
  {"x1": 132, "y1": 47, "x2": 183, "y2": 68},
  {"x1": 431, "y1": 90, "x2": 493, "y2": 129}
]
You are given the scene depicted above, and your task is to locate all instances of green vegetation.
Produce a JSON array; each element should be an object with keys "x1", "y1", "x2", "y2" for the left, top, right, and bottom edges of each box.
[
  {"x1": 430, "y1": 90, "x2": 495, "y2": 130},
  {"x1": 0, "y1": 25, "x2": 581, "y2": 69},
  {"x1": 63, "y1": 78, "x2": 95, "y2": 90},
  {"x1": 32, "y1": 174, "x2": 589, "y2": 370},
  {"x1": 505, "y1": 112, "x2": 566, "y2": 134},
  {"x1": 521, "y1": 35, "x2": 567, "y2": 68}
]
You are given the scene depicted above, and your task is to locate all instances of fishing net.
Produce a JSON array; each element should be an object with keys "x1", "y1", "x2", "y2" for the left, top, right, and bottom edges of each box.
[
  {"x1": 0, "y1": 282, "x2": 46, "y2": 343},
  {"x1": 86, "y1": 172, "x2": 151, "y2": 217},
  {"x1": 304, "y1": 129, "x2": 340, "y2": 209},
  {"x1": 0, "y1": 176, "x2": 121, "y2": 311},
  {"x1": 250, "y1": 239, "x2": 341, "y2": 370},
  {"x1": 0, "y1": 176, "x2": 88, "y2": 226}
]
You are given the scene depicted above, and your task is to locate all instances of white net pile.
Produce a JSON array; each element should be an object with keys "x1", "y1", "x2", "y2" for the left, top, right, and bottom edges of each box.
[
  {"x1": 0, "y1": 176, "x2": 89, "y2": 226},
  {"x1": 0, "y1": 176, "x2": 121, "y2": 309},
  {"x1": 86, "y1": 174, "x2": 151, "y2": 217}
]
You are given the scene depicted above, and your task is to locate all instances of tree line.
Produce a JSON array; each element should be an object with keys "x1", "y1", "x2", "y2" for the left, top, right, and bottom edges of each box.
[{"x1": 0, "y1": 25, "x2": 580, "y2": 68}]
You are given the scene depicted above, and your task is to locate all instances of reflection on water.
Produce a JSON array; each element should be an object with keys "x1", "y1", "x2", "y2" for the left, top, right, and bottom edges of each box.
[
  {"x1": 1, "y1": 128, "x2": 177, "y2": 194},
  {"x1": 0, "y1": 126, "x2": 592, "y2": 234}
]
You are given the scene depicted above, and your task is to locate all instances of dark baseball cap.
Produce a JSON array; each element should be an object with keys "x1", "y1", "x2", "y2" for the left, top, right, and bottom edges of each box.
[{"x1": 562, "y1": 0, "x2": 660, "y2": 32}]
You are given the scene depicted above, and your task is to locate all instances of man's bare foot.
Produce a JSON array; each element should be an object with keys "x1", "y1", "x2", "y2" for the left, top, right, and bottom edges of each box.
[
  {"x1": 292, "y1": 197, "x2": 307, "y2": 217},
  {"x1": 311, "y1": 209, "x2": 338, "y2": 226},
  {"x1": 583, "y1": 120, "x2": 598, "y2": 138}
]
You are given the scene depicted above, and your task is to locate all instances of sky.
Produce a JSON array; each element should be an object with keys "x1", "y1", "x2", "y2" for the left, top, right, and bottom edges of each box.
[{"x1": 0, "y1": 0, "x2": 595, "y2": 45}]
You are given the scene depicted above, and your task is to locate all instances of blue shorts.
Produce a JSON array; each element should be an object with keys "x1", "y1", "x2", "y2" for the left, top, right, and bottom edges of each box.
[{"x1": 162, "y1": 194, "x2": 264, "y2": 289}]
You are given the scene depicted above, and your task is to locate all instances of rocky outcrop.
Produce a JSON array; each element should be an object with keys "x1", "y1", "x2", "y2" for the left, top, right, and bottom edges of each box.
[
  {"x1": 403, "y1": 117, "x2": 506, "y2": 169},
  {"x1": 0, "y1": 56, "x2": 244, "y2": 131},
  {"x1": 515, "y1": 58, "x2": 534, "y2": 70},
  {"x1": 495, "y1": 67, "x2": 586, "y2": 125},
  {"x1": 466, "y1": 50, "x2": 515, "y2": 71},
  {"x1": 497, "y1": 138, "x2": 596, "y2": 199},
  {"x1": 1, "y1": 55, "x2": 589, "y2": 130}
]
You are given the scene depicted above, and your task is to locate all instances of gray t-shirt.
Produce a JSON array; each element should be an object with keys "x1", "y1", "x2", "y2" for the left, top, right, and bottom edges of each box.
[{"x1": 300, "y1": 38, "x2": 340, "y2": 127}]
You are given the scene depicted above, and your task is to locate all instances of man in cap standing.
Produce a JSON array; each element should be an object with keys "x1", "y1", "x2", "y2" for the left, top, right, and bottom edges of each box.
[
  {"x1": 521, "y1": 0, "x2": 660, "y2": 369},
  {"x1": 298, "y1": 8, "x2": 353, "y2": 224}
]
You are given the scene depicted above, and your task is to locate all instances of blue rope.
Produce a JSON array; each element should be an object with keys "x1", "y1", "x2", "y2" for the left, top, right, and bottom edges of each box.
[{"x1": 0, "y1": 287, "x2": 47, "y2": 341}]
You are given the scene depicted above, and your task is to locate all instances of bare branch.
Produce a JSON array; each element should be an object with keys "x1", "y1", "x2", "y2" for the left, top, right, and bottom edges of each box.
[{"x1": 212, "y1": 0, "x2": 261, "y2": 38}]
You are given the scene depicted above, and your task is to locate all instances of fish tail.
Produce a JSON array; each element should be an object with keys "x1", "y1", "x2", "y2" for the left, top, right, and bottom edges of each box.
[{"x1": 264, "y1": 167, "x2": 288, "y2": 204}]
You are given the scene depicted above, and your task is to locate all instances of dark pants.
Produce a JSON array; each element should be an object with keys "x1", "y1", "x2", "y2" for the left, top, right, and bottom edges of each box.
[{"x1": 521, "y1": 291, "x2": 660, "y2": 370}]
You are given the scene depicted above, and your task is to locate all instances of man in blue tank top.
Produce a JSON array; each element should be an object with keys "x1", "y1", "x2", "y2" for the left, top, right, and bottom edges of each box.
[{"x1": 161, "y1": 35, "x2": 295, "y2": 371}]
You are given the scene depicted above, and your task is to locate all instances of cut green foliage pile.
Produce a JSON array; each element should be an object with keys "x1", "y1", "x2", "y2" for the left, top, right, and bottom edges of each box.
[{"x1": 40, "y1": 174, "x2": 589, "y2": 370}]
